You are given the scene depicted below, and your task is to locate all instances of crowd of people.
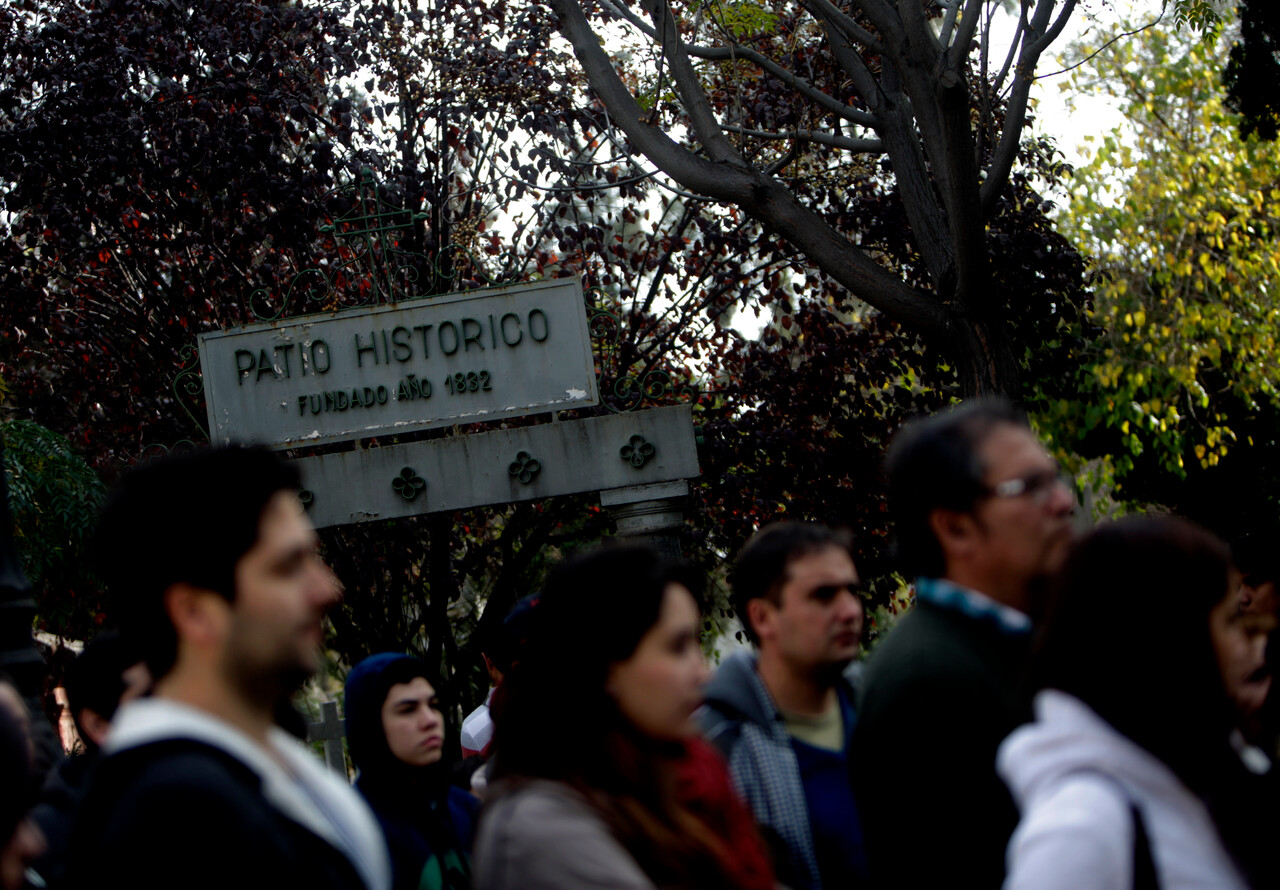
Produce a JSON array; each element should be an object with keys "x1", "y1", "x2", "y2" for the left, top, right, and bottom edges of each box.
[{"x1": 1, "y1": 397, "x2": 1276, "y2": 890}]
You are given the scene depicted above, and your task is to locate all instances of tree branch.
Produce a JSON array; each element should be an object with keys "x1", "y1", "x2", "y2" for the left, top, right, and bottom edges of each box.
[
  {"x1": 554, "y1": 0, "x2": 943, "y2": 330},
  {"x1": 722, "y1": 124, "x2": 883, "y2": 153},
  {"x1": 799, "y1": 0, "x2": 885, "y2": 55},
  {"x1": 980, "y1": 0, "x2": 1076, "y2": 215},
  {"x1": 593, "y1": 0, "x2": 878, "y2": 128}
]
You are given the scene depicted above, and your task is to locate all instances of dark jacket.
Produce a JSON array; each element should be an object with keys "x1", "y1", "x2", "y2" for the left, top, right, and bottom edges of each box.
[
  {"x1": 66, "y1": 738, "x2": 376, "y2": 890},
  {"x1": 853, "y1": 596, "x2": 1032, "y2": 890},
  {"x1": 64, "y1": 697, "x2": 388, "y2": 890},
  {"x1": 29, "y1": 749, "x2": 96, "y2": 886},
  {"x1": 345, "y1": 653, "x2": 478, "y2": 890}
]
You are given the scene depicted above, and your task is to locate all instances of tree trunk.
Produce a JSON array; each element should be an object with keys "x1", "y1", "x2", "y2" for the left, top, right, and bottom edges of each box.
[{"x1": 946, "y1": 314, "x2": 1021, "y2": 399}]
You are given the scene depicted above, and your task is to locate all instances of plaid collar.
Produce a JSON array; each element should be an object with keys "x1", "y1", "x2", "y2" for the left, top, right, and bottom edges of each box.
[{"x1": 915, "y1": 577, "x2": 1032, "y2": 636}]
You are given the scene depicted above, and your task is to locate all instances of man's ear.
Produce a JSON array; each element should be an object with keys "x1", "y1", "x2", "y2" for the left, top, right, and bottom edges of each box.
[
  {"x1": 745, "y1": 597, "x2": 777, "y2": 643},
  {"x1": 928, "y1": 507, "x2": 978, "y2": 560},
  {"x1": 163, "y1": 582, "x2": 228, "y2": 648},
  {"x1": 78, "y1": 707, "x2": 111, "y2": 748}
]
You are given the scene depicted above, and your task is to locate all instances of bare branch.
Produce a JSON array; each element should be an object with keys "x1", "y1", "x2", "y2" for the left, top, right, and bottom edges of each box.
[
  {"x1": 980, "y1": 0, "x2": 1077, "y2": 214},
  {"x1": 939, "y1": 0, "x2": 962, "y2": 48},
  {"x1": 799, "y1": 0, "x2": 885, "y2": 55},
  {"x1": 991, "y1": 10, "x2": 1027, "y2": 95},
  {"x1": 691, "y1": 44, "x2": 878, "y2": 126},
  {"x1": 950, "y1": 0, "x2": 986, "y2": 63},
  {"x1": 594, "y1": 0, "x2": 877, "y2": 128},
  {"x1": 722, "y1": 124, "x2": 883, "y2": 153}
]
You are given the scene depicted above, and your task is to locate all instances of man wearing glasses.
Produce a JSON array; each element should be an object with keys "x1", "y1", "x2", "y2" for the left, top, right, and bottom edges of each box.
[{"x1": 853, "y1": 398, "x2": 1075, "y2": 890}]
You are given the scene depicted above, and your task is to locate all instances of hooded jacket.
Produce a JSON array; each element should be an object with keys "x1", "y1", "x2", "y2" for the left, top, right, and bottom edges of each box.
[
  {"x1": 998, "y1": 690, "x2": 1250, "y2": 890},
  {"x1": 699, "y1": 651, "x2": 859, "y2": 890},
  {"x1": 345, "y1": 653, "x2": 478, "y2": 890},
  {"x1": 66, "y1": 697, "x2": 390, "y2": 890}
]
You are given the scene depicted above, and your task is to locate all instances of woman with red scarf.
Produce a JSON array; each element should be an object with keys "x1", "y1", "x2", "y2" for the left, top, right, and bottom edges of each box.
[{"x1": 474, "y1": 545, "x2": 775, "y2": 890}]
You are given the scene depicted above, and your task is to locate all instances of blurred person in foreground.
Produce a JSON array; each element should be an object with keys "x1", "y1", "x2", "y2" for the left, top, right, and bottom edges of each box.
[
  {"x1": 345, "y1": 653, "x2": 478, "y2": 890},
  {"x1": 67, "y1": 446, "x2": 389, "y2": 890},
  {"x1": 29, "y1": 631, "x2": 151, "y2": 885},
  {"x1": 999, "y1": 516, "x2": 1269, "y2": 890},
  {"x1": 0, "y1": 684, "x2": 43, "y2": 890},
  {"x1": 1228, "y1": 529, "x2": 1279, "y2": 757},
  {"x1": 854, "y1": 398, "x2": 1076, "y2": 889},
  {"x1": 474, "y1": 544, "x2": 774, "y2": 890}
]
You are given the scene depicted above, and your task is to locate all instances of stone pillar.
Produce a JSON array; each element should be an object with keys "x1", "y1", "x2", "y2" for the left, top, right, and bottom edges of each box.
[{"x1": 599, "y1": 480, "x2": 689, "y2": 560}]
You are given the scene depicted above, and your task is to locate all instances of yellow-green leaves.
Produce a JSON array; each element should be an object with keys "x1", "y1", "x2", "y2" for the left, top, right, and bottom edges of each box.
[{"x1": 1051, "y1": 16, "x2": 1280, "y2": 488}]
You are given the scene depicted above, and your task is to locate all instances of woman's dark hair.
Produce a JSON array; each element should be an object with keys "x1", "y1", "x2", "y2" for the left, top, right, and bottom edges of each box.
[
  {"x1": 492, "y1": 543, "x2": 740, "y2": 889},
  {"x1": 493, "y1": 544, "x2": 703, "y2": 781},
  {"x1": 1034, "y1": 515, "x2": 1235, "y2": 791}
]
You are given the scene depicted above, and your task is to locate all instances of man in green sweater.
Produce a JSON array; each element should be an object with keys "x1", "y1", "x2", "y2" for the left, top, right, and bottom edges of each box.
[{"x1": 854, "y1": 399, "x2": 1075, "y2": 889}]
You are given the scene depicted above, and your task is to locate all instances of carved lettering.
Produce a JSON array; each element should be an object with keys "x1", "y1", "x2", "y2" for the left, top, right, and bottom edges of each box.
[
  {"x1": 528, "y1": 309, "x2": 549, "y2": 342},
  {"x1": 438, "y1": 321, "x2": 460, "y2": 356},
  {"x1": 235, "y1": 350, "x2": 256, "y2": 385}
]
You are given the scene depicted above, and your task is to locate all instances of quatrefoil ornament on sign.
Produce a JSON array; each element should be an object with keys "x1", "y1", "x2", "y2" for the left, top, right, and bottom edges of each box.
[
  {"x1": 392, "y1": 466, "x2": 427, "y2": 501},
  {"x1": 620, "y1": 435, "x2": 655, "y2": 468},
  {"x1": 508, "y1": 451, "x2": 541, "y2": 485}
]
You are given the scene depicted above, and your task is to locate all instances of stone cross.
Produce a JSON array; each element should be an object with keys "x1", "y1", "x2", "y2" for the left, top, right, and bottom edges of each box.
[{"x1": 306, "y1": 700, "x2": 348, "y2": 777}]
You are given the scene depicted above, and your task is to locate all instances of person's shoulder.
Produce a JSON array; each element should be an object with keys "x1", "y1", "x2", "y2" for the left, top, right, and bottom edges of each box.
[
  {"x1": 476, "y1": 780, "x2": 653, "y2": 890},
  {"x1": 110, "y1": 737, "x2": 260, "y2": 791},
  {"x1": 1005, "y1": 776, "x2": 1133, "y2": 890},
  {"x1": 483, "y1": 779, "x2": 591, "y2": 823},
  {"x1": 863, "y1": 603, "x2": 1000, "y2": 684},
  {"x1": 80, "y1": 737, "x2": 270, "y2": 841},
  {"x1": 67, "y1": 739, "x2": 295, "y2": 889},
  {"x1": 480, "y1": 780, "x2": 627, "y2": 855}
]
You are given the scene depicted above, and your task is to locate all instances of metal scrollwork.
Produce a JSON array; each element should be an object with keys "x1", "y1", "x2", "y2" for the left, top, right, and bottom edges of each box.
[
  {"x1": 620, "y1": 435, "x2": 656, "y2": 468},
  {"x1": 249, "y1": 167, "x2": 437, "y2": 321},
  {"x1": 434, "y1": 243, "x2": 510, "y2": 290},
  {"x1": 606, "y1": 370, "x2": 699, "y2": 414},
  {"x1": 392, "y1": 466, "x2": 427, "y2": 501},
  {"x1": 249, "y1": 268, "x2": 334, "y2": 321},
  {"x1": 172, "y1": 345, "x2": 210, "y2": 439},
  {"x1": 137, "y1": 439, "x2": 203, "y2": 463}
]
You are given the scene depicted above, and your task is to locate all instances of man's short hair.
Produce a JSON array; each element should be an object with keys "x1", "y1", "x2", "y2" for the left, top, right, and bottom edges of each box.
[
  {"x1": 1230, "y1": 526, "x2": 1280, "y2": 586},
  {"x1": 885, "y1": 398, "x2": 1028, "y2": 579},
  {"x1": 730, "y1": 522, "x2": 855, "y2": 645},
  {"x1": 95, "y1": 446, "x2": 300, "y2": 680},
  {"x1": 65, "y1": 631, "x2": 140, "y2": 750}
]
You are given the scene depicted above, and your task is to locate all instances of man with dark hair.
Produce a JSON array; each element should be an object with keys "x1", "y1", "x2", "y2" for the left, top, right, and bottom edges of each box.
[
  {"x1": 68, "y1": 446, "x2": 389, "y2": 890},
  {"x1": 64, "y1": 631, "x2": 151, "y2": 754},
  {"x1": 854, "y1": 398, "x2": 1075, "y2": 889},
  {"x1": 700, "y1": 522, "x2": 867, "y2": 890},
  {"x1": 28, "y1": 631, "x2": 150, "y2": 885},
  {"x1": 1228, "y1": 528, "x2": 1280, "y2": 752},
  {"x1": 1232, "y1": 528, "x2": 1280, "y2": 621}
]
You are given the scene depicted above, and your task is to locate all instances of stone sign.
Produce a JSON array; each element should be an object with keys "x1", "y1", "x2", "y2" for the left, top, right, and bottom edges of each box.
[
  {"x1": 294, "y1": 405, "x2": 699, "y2": 528},
  {"x1": 197, "y1": 278, "x2": 598, "y2": 449}
]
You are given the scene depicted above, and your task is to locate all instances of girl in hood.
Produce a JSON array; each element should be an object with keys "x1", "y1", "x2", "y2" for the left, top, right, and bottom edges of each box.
[
  {"x1": 473, "y1": 544, "x2": 774, "y2": 890},
  {"x1": 345, "y1": 653, "x2": 477, "y2": 890},
  {"x1": 998, "y1": 515, "x2": 1268, "y2": 890}
]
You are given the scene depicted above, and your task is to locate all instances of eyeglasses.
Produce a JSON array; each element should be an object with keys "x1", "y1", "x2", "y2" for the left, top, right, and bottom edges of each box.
[{"x1": 984, "y1": 468, "x2": 1071, "y2": 504}]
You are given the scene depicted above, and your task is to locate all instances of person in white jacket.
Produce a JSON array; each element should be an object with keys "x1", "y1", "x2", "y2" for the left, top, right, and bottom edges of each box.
[{"x1": 999, "y1": 515, "x2": 1260, "y2": 890}]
